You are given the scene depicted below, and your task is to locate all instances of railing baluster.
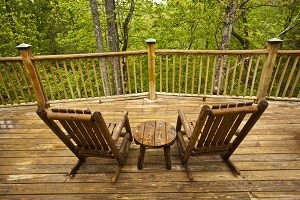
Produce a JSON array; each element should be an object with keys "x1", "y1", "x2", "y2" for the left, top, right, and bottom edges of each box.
[
  {"x1": 55, "y1": 60, "x2": 68, "y2": 100},
  {"x1": 223, "y1": 56, "x2": 231, "y2": 96},
  {"x1": 139, "y1": 56, "x2": 143, "y2": 93},
  {"x1": 83, "y1": 59, "x2": 95, "y2": 98},
  {"x1": 126, "y1": 56, "x2": 131, "y2": 94},
  {"x1": 119, "y1": 56, "x2": 125, "y2": 95},
  {"x1": 11, "y1": 62, "x2": 24, "y2": 103},
  {"x1": 165, "y1": 55, "x2": 169, "y2": 93},
  {"x1": 91, "y1": 59, "x2": 100, "y2": 97},
  {"x1": 282, "y1": 56, "x2": 299, "y2": 97},
  {"x1": 289, "y1": 65, "x2": 300, "y2": 98},
  {"x1": 133, "y1": 56, "x2": 137, "y2": 93},
  {"x1": 159, "y1": 55, "x2": 162, "y2": 92},
  {"x1": 268, "y1": 55, "x2": 282, "y2": 97},
  {"x1": 230, "y1": 55, "x2": 238, "y2": 96},
  {"x1": 40, "y1": 61, "x2": 54, "y2": 101},
  {"x1": 197, "y1": 56, "x2": 203, "y2": 95},
  {"x1": 178, "y1": 55, "x2": 182, "y2": 94},
  {"x1": 184, "y1": 55, "x2": 188, "y2": 94},
  {"x1": 98, "y1": 58, "x2": 106, "y2": 97},
  {"x1": 70, "y1": 60, "x2": 81, "y2": 99},
  {"x1": 63, "y1": 60, "x2": 74, "y2": 99},
  {"x1": 217, "y1": 55, "x2": 224, "y2": 96},
  {"x1": 172, "y1": 55, "x2": 175, "y2": 94},
  {"x1": 78, "y1": 59, "x2": 88, "y2": 98},
  {"x1": 204, "y1": 56, "x2": 210, "y2": 96},
  {"x1": 1, "y1": 63, "x2": 13, "y2": 104},
  {"x1": 250, "y1": 55, "x2": 260, "y2": 97},
  {"x1": 244, "y1": 55, "x2": 253, "y2": 97},
  {"x1": 5, "y1": 63, "x2": 20, "y2": 103},
  {"x1": 18, "y1": 62, "x2": 34, "y2": 102},
  {"x1": 275, "y1": 56, "x2": 290, "y2": 98},
  {"x1": 211, "y1": 56, "x2": 217, "y2": 95},
  {"x1": 106, "y1": 57, "x2": 113, "y2": 96},
  {"x1": 191, "y1": 55, "x2": 196, "y2": 94},
  {"x1": 48, "y1": 61, "x2": 61, "y2": 100}
]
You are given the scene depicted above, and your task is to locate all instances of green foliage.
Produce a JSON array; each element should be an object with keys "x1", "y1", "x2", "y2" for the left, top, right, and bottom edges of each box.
[
  {"x1": 0, "y1": 0, "x2": 299, "y2": 106},
  {"x1": 0, "y1": 0, "x2": 298, "y2": 55}
]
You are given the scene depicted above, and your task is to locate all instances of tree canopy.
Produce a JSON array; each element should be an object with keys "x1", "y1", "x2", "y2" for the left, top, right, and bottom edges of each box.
[{"x1": 1, "y1": 0, "x2": 299, "y2": 57}]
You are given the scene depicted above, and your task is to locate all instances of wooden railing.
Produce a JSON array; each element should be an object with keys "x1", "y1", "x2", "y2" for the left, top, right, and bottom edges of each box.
[{"x1": 0, "y1": 39, "x2": 299, "y2": 108}]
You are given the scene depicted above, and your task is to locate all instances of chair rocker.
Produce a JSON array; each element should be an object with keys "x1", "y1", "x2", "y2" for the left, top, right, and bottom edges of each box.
[
  {"x1": 176, "y1": 100, "x2": 268, "y2": 181},
  {"x1": 36, "y1": 108, "x2": 132, "y2": 184}
]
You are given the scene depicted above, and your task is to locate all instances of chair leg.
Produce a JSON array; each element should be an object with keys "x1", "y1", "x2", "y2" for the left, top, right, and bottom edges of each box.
[
  {"x1": 176, "y1": 139, "x2": 193, "y2": 181},
  {"x1": 137, "y1": 145, "x2": 145, "y2": 170},
  {"x1": 183, "y1": 163, "x2": 193, "y2": 181},
  {"x1": 164, "y1": 145, "x2": 172, "y2": 170},
  {"x1": 68, "y1": 159, "x2": 85, "y2": 177},
  {"x1": 224, "y1": 158, "x2": 241, "y2": 175},
  {"x1": 112, "y1": 166, "x2": 122, "y2": 184}
]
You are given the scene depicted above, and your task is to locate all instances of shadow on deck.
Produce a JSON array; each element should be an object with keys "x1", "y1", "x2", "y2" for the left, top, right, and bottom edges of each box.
[{"x1": 0, "y1": 97, "x2": 299, "y2": 199}]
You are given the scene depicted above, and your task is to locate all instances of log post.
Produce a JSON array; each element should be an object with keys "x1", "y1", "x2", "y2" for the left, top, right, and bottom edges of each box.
[
  {"x1": 17, "y1": 44, "x2": 49, "y2": 109},
  {"x1": 146, "y1": 38, "x2": 157, "y2": 100},
  {"x1": 256, "y1": 38, "x2": 282, "y2": 102}
]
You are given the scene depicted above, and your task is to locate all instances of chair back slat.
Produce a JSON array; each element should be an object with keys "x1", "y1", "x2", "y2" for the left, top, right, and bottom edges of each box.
[
  {"x1": 211, "y1": 114, "x2": 237, "y2": 145},
  {"x1": 197, "y1": 115, "x2": 214, "y2": 147},
  {"x1": 197, "y1": 102, "x2": 259, "y2": 148},
  {"x1": 75, "y1": 120, "x2": 98, "y2": 148},
  {"x1": 43, "y1": 108, "x2": 116, "y2": 156},
  {"x1": 59, "y1": 120, "x2": 86, "y2": 147},
  {"x1": 203, "y1": 115, "x2": 222, "y2": 146},
  {"x1": 90, "y1": 122, "x2": 110, "y2": 151},
  {"x1": 93, "y1": 112, "x2": 120, "y2": 159},
  {"x1": 72, "y1": 121, "x2": 92, "y2": 148},
  {"x1": 81, "y1": 120, "x2": 102, "y2": 149},
  {"x1": 223, "y1": 113, "x2": 246, "y2": 144}
]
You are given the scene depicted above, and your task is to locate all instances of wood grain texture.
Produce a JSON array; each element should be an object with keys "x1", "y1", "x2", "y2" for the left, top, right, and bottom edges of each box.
[{"x1": 0, "y1": 97, "x2": 299, "y2": 199}]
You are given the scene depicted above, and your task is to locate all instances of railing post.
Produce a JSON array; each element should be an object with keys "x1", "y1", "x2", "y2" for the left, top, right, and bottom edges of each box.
[
  {"x1": 146, "y1": 38, "x2": 157, "y2": 100},
  {"x1": 256, "y1": 38, "x2": 283, "y2": 102},
  {"x1": 17, "y1": 44, "x2": 49, "y2": 109}
]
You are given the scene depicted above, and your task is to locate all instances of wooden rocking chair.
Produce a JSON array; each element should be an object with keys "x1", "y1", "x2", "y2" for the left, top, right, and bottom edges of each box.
[
  {"x1": 36, "y1": 108, "x2": 132, "y2": 184},
  {"x1": 176, "y1": 100, "x2": 268, "y2": 181}
]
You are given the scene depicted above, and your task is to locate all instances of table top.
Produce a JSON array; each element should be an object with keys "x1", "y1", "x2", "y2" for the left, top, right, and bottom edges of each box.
[{"x1": 133, "y1": 120, "x2": 176, "y2": 147}]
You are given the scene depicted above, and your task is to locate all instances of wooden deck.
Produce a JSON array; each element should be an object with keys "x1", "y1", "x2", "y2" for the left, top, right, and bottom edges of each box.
[{"x1": 0, "y1": 97, "x2": 299, "y2": 199}]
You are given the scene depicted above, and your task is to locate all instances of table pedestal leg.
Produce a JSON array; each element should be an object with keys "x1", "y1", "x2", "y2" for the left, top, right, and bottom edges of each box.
[
  {"x1": 164, "y1": 145, "x2": 171, "y2": 170},
  {"x1": 138, "y1": 145, "x2": 145, "y2": 170}
]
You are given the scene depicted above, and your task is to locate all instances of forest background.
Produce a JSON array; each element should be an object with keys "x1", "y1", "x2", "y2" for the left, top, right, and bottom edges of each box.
[{"x1": 1, "y1": 0, "x2": 299, "y2": 57}]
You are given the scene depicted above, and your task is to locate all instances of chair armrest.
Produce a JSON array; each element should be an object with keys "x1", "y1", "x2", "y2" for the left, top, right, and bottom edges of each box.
[
  {"x1": 112, "y1": 111, "x2": 129, "y2": 142},
  {"x1": 178, "y1": 109, "x2": 193, "y2": 138}
]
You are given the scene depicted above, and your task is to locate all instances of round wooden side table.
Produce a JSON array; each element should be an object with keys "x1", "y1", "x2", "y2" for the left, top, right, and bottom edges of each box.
[{"x1": 133, "y1": 120, "x2": 176, "y2": 170}]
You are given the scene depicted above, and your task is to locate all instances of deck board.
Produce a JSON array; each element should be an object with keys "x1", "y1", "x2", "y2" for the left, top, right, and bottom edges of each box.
[{"x1": 0, "y1": 97, "x2": 299, "y2": 199}]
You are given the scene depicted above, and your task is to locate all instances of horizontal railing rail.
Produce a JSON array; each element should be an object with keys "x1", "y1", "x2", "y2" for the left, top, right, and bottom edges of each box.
[{"x1": 0, "y1": 39, "x2": 299, "y2": 108}]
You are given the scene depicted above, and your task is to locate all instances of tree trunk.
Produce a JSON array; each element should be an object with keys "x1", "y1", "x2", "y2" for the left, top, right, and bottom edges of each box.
[
  {"x1": 105, "y1": 0, "x2": 122, "y2": 95},
  {"x1": 213, "y1": 0, "x2": 237, "y2": 95},
  {"x1": 4, "y1": 0, "x2": 18, "y2": 45},
  {"x1": 120, "y1": 0, "x2": 135, "y2": 94},
  {"x1": 89, "y1": 0, "x2": 110, "y2": 96},
  {"x1": 219, "y1": 0, "x2": 237, "y2": 50},
  {"x1": 121, "y1": 0, "x2": 135, "y2": 52}
]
